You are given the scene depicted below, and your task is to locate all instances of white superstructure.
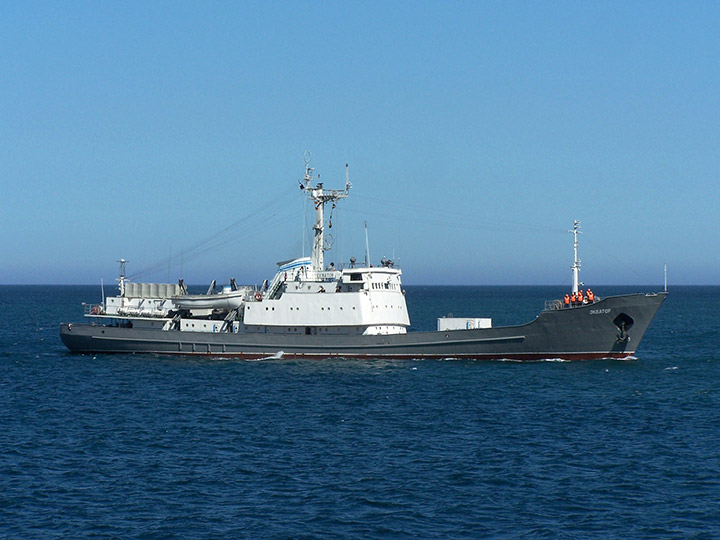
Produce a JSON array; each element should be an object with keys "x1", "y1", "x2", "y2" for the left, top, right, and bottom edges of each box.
[
  {"x1": 85, "y1": 157, "x2": 410, "y2": 336},
  {"x1": 242, "y1": 258, "x2": 409, "y2": 335},
  {"x1": 241, "y1": 156, "x2": 409, "y2": 335}
]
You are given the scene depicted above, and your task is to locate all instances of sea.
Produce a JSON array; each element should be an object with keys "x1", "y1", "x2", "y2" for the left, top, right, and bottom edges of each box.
[{"x1": 1, "y1": 285, "x2": 719, "y2": 539}]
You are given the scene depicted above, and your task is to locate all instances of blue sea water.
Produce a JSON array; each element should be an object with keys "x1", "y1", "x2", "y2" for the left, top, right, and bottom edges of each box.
[{"x1": 1, "y1": 285, "x2": 719, "y2": 539}]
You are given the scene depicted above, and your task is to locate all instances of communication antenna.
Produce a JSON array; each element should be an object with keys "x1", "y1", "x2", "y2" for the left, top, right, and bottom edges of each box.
[
  {"x1": 300, "y1": 150, "x2": 313, "y2": 190},
  {"x1": 117, "y1": 259, "x2": 128, "y2": 296},
  {"x1": 301, "y1": 193, "x2": 307, "y2": 258},
  {"x1": 664, "y1": 264, "x2": 668, "y2": 292},
  {"x1": 364, "y1": 221, "x2": 371, "y2": 267},
  {"x1": 299, "y1": 151, "x2": 313, "y2": 258}
]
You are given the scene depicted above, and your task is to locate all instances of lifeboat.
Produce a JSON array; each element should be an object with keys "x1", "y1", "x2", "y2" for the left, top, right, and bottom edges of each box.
[{"x1": 172, "y1": 287, "x2": 250, "y2": 311}]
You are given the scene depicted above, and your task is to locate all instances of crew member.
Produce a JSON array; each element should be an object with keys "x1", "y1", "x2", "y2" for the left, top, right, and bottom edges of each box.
[
  {"x1": 570, "y1": 292, "x2": 576, "y2": 305},
  {"x1": 564, "y1": 294, "x2": 570, "y2": 307},
  {"x1": 578, "y1": 290, "x2": 584, "y2": 304},
  {"x1": 587, "y1": 289, "x2": 594, "y2": 302}
]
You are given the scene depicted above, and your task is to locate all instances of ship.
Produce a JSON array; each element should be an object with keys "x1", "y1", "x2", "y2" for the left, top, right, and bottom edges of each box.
[{"x1": 60, "y1": 158, "x2": 666, "y2": 361}]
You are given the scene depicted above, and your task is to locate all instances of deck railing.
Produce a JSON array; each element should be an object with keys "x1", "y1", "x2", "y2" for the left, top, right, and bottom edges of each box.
[
  {"x1": 544, "y1": 299, "x2": 563, "y2": 311},
  {"x1": 82, "y1": 303, "x2": 104, "y2": 316}
]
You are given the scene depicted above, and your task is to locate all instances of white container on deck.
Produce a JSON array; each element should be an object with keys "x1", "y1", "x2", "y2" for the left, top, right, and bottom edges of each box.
[{"x1": 437, "y1": 317, "x2": 492, "y2": 331}]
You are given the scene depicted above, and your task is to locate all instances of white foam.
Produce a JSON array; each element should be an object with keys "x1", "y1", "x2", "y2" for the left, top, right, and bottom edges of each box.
[{"x1": 243, "y1": 351, "x2": 285, "y2": 362}]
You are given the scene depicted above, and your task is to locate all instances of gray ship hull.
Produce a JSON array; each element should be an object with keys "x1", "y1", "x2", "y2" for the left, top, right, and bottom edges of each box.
[{"x1": 60, "y1": 292, "x2": 666, "y2": 361}]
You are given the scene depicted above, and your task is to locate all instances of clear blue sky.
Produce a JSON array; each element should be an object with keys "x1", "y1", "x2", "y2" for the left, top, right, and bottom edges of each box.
[{"x1": 1, "y1": 1, "x2": 718, "y2": 286}]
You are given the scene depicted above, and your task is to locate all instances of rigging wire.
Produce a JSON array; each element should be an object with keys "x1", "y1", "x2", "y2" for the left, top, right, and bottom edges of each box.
[
  {"x1": 128, "y1": 186, "x2": 299, "y2": 281},
  {"x1": 343, "y1": 205, "x2": 563, "y2": 236},
  {"x1": 126, "y1": 181, "x2": 610, "y2": 283},
  {"x1": 349, "y1": 194, "x2": 567, "y2": 235},
  {"x1": 582, "y1": 236, "x2": 654, "y2": 284}
]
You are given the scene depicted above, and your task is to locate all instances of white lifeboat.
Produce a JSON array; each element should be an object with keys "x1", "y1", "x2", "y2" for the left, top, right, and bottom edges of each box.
[{"x1": 173, "y1": 287, "x2": 250, "y2": 310}]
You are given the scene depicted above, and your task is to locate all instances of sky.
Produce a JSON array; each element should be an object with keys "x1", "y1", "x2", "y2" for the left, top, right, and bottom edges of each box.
[{"x1": 1, "y1": 1, "x2": 718, "y2": 286}]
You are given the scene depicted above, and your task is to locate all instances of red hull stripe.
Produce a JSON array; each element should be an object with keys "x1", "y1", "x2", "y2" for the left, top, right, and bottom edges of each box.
[{"x1": 77, "y1": 350, "x2": 636, "y2": 361}]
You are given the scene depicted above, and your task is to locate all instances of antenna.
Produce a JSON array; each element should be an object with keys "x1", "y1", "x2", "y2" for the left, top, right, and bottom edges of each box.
[
  {"x1": 302, "y1": 194, "x2": 307, "y2": 258},
  {"x1": 664, "y1": 264, "x2": 668, "y2": 292},
  {"x1": 117, "y1": 259, "x2": 128, "y2": 296},
  {"x1": 364, "y1": 221, "x2": 371, "y2": 267},
  {"x1": 396, "y1": 225, "x2": 401, "y2": 268},
  {"x1": 300, "y1": 150, "x2": 313, "y2": 190}
]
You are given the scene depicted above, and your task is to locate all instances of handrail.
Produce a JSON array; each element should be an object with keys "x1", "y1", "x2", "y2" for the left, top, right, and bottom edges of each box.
[
  {"x1": 544, "y1": 300, "x2": 562, "y2": 311},
  {"x1": 83, "y1": 303, "x2": 104, "y2": 316}
]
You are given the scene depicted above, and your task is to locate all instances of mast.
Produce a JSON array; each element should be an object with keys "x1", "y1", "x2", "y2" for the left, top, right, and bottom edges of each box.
[
  {"x1": 299, "y1": 153, "x2": 351, "y2": 271},
  {"x1": 117, "y1": 259, "x2": 128, "y2": 296},
  {"x1": 570, "y1": 221, "x2": 581, "y2": 294}
]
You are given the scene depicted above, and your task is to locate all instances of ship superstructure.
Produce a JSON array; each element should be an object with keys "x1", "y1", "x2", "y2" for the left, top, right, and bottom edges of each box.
[{"x1": 74, "y1": 158, "x2": 409, "y2": 338}]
